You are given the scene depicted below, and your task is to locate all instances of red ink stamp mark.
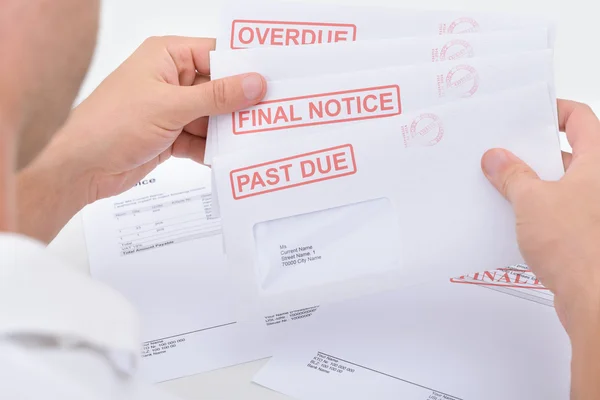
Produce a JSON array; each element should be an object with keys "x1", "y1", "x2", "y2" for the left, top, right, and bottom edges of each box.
[
  {"x1": 447, "y1": 17, "x2": 480, "y2": 34},
  {"x1": 446, "y1": 64, "x2": 479, "y2": 98},
  {"x1": 450, "y1": 266, "x2": 548, "y2": 290},
  {"x1": 402, "y1": 113, "x2": 444, "y2": 148},
  {"x1": 439, "y1": 39, "x2": 474, "y2": 61},
  {"x1": 230, "y1": 20, "x2": 357, "y2": 49},
  {"x1": 229, "y1": 144, "x2": 357, "y2": 200},
  {"x1": 232, "y1": 85, "x2": 401, "y2": 135}
]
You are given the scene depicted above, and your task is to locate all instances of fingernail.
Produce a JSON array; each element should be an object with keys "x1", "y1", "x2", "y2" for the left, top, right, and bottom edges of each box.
[
  {"x1": 242, "y1": 74, "x2": 264, "y2": 100},
  {"x1": 482, "y1": 149, "x2": 510, "y2": 178}
]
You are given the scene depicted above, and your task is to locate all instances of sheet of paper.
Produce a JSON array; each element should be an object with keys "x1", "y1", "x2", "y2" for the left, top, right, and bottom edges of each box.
[
  {"x1": 254, "y1": 266, "x2": 571, "y2": 400},
  {"x1": 212, "y1": 83, "x2": 563, "y2": 323},
  {"x1": 212, "y1": 50, "x2": 555, "y2": 160},
  {"x1": 82, "y1": 159, "x2": 273, "y2": 382}
]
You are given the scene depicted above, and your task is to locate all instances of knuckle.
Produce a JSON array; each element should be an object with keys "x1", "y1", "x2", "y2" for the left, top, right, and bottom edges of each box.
[
  {"x1": 502, "y1": 165, "x2": 535, "y2": 199},
  {"x1": 211, "y1": 80, "x2": 229, "y2": 111},
  {"x1": 500, "y1": 173, "x2": 515, "y2": 198},
  {"x1": 143, "y1": 36, "x2": 163, "y2": 47},
  {"x1": 574, "y1": 102, "x2": 595, "y2": 118},
  {"x1": 579, "y1": 103, "x2": 593, "y2": 114}
]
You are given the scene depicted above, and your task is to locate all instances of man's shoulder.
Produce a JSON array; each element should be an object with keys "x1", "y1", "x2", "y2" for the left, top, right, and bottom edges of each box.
[{"x1": 0, "y1": 233, "x2": 141, "y2": 369}]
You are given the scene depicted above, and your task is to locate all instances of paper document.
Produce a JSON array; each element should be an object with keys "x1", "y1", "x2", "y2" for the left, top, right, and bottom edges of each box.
[
  {"x1": 82, "y1": 159, "x2": 271, "y2": 382},
  {"x1": 254, "y1": 267, "x2": 570, "y2": 400},
  {"x1": 212, "y1": 83, "x2": 563, "y2": 322},
  {"x1": 212, "y1": 50, "x2": 555, "y2": 159}
]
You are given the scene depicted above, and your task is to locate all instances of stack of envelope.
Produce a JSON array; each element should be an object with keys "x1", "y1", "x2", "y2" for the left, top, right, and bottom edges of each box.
[{"x1": 205, "y1": 1, "x2": 570, "y2": 398}]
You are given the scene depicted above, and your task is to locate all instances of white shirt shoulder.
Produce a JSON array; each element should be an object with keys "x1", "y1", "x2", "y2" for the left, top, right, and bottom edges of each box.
[{"x1": 0, "y1": 233, "x2": 178, "y2": 399}]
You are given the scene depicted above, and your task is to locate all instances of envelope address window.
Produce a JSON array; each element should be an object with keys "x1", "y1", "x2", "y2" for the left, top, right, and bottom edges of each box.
[{"x1": 253, "y1": 197, "x2": 401, "y2": 295}]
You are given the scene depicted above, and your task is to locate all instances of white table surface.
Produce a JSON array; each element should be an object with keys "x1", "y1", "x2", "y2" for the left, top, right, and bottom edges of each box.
[{"x1": 48, "y1": 0, "x2": 599, "y2": 398}]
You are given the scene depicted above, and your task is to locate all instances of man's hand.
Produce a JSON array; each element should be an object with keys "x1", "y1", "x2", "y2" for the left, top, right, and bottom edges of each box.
[
  {"x1": 481, "y1": 100, "x2": 600, "y2": 400},
  {"x1": 17, "y1": 36, "x2": 266, "y2": 242},
  {"x1": 58, "y1": 36, "x2": 266, "y2": 201}
]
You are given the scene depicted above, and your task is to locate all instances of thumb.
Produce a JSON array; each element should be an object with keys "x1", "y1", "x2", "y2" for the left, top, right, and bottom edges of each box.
[
  {"x1": 481, "y1": 148, "x2": 540, "y2": 203},
  {"x1": 171, "y1": 73, "x2": 267, "y2": 123}
]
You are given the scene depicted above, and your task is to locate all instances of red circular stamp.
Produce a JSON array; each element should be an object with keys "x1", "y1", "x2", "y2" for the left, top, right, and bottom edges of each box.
[
  {"x1": 440, "y1": 39, "x2": 474, "y2": 61},
  {"x1": 446, "y1": 64, "x2": 479, "y2": 98},
  {"x1": 404, "y1": 113, "x2": 444, "y2": 147},
  {"x1": 447, "y1": 17, "x2": 480, "y2": 34}
]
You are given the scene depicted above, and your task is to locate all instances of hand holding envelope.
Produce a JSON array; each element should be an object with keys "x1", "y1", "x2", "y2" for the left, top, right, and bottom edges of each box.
[
  {"x1": 207, "y1": 0, "x2": 562, "y2": 324},
  {"x1": 204, "y1": 0, "x2": 555, "y2": 163},
  {"x1": 213, "y1": 83, "x2": 563, "y2": 320},
  {"x1": 205, "y1": 29, "x2": 553, "y2": 164},
  {"x1": 77, "y1": 0, "x2": 577, "y2": 392},
  {"x1": 212, "y1": 50, "x2": 555, "y2": 159}
]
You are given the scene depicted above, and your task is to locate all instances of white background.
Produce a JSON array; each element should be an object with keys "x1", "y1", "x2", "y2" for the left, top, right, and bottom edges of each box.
[{"x1": 49, "y1": 0, "x2": 600, "y2": 398}]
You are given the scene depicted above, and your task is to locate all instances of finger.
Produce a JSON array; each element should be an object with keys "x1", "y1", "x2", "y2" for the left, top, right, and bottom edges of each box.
[
  {"x1": 170, "y1": 73, "x2": 267, "y2": 123},
  {"x1": 557, "y1": 99, "x2": 600, "y2": 155},
  {"x1": 163, "y1": 36, "x2": 215, "y2": 76},
  {"x1": 481, "y1": 148, "x2": 541, "y2": 204},
  {"x1": 562, "y1": 151, "x2": 573, "y2": 170},
  {"x1": 193, "y1": 74, "x2": 210, "y2": 86},
  {"x1": 183, "y1": 116, "x2": 209, "y2": 138},
  {"x1": 171, "y1": 131, "x2": 207, "y2": 164}
]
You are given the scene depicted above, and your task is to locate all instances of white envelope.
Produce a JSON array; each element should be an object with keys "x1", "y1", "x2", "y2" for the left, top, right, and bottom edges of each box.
[
  {"x1": 206, "y1": 30, "x2": 551, "y2": 164},
  {"x1": 212, "y1": 50, "x2": 555, "y2": 161},
  {"x1": 217, "y1": 0, "x2": 553, "y2": 51},
  {"x1": 212, "y1": 83, "x2": 563, "y2": 321},
  {"x1": 210, "y1": 29, "x2": 550, "y2": 81},
  {"x1": 205, "y1": 0, "x2": 555, "y2": 163}
]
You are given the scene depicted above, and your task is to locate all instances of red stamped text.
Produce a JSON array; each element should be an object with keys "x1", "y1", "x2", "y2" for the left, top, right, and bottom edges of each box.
[
  {"x1": 230, "y1": 145, "x2": 357, "y2": 200},
  {"x1": 230, "y1": 20, "x2": 357, "y2": 49},
  {"x1": 233, "y1": 85, "x2": 401, "y2": 134},
  {"x1": 450, "y1": 267, "x2": 546, "y2": 289}
]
